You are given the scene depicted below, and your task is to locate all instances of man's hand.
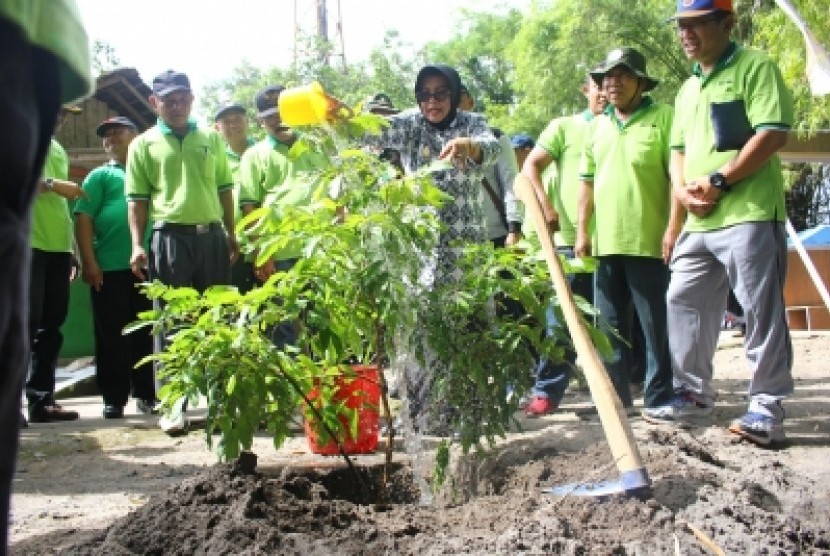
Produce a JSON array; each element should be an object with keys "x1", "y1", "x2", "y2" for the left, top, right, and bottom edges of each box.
[
  {"x1": 255, "y1": 258, "x2": 276, "y2": 283},
  {"x1": 81, "y1": 260, "x2": 104, "y2": 291},
  {"x1": 505, "y1": 231, "x2": 522, "y2": 247},
  {"x1": 661, "y1": 225, "x2": 681, "y2": 264},
  {"x1": 574, "y1": 230, "x2": 592, "y2": 258},
  {"x1": 130, "y1": 246, "x2": 148, "y2": 280},
  {"x1": 678, "y1": 180, "x2": 717, "y2": 218},
  {"x1": 227, "y1": 235, "x2": 239, "y2": 265}
]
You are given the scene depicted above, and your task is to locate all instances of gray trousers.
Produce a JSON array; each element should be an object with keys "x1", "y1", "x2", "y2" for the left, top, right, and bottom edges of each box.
[{"x1": 667, "y1": 221, "x2": 793, "y2": 415}]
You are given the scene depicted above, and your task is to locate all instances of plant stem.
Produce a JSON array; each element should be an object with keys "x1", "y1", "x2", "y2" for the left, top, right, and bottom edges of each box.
[{"x1": 274, "y1": 359, "x2": 367, "y2": 503}]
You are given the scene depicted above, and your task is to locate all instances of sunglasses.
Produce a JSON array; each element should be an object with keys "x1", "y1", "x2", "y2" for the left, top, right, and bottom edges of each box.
[{"x1": 416, "y1": 90, "x2": 451, "y2": 103}]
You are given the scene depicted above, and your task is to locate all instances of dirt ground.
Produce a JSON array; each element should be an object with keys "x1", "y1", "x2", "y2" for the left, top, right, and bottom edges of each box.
[{"x1": 9, "y1": 331, "x2": 830, "y2": 555}]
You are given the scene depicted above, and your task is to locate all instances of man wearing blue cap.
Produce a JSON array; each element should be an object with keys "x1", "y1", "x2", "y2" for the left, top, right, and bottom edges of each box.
[
  {"x1": 126, "y1": 69, "x2": 236, "y2": 434},
  {"x1": 644, "y1": 0, "x2": 795, "y2": 447}
]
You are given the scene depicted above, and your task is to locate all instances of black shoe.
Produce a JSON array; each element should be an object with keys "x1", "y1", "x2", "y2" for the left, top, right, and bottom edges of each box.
[
  {"x1": 136, "y1": 398, "x2": 159, "y2": 415},
  {"x1": 29, "y1": 403, "x2": 80, "y2": 423},
  {"x1": 103, "y1": 405, "x2": 124, "y2": 419}
]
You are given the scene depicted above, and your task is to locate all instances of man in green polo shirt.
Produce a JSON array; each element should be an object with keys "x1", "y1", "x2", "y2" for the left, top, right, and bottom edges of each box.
[
  {"x1": 26, "y1": 104, "x2": 89, "y2": 425},
  {"x1": 575, "y1": 47, "x2": 675, "y2": 412},
  {"x1": 519, "y1": 74, "x2": 606, "y2": 417},
  {"x1": 75, "y1": 117, "x2": 156, "y2": 420},
  {"x1": 238, "y1": 84, "x2": 328, "y2": 347},
  {"x1": 643, "y1": 0, "x2": 795, "y2": 447},
  {"x1": 126, "y1": 69, "x2": 236, "y2": 434},
  {"x1": 214, "y1": 101, "x2": 256, "y2": 294},
  {"x1": 0, "y1": 1, "x2": 92, "y2": 550}
]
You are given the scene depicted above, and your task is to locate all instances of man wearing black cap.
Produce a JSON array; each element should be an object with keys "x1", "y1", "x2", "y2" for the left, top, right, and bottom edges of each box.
[
  {"x1": 644, "y1": 0, "x2": 795, "y2": 447},
  {"x1": 75, "y1": 117, "x2": 156, "y2": 419},
  {"x1": 237, "y1": 85, "x2": 329, "y2": 347},
  {"x1": 214, "y1": 101, "x2": 256, "y2": 293},
  {"x1": 575, "y1": 47, "x2": 675, "y2": 413},
  {"x1": 126, "y1": 69, "x2": 236, "y2": 434}
]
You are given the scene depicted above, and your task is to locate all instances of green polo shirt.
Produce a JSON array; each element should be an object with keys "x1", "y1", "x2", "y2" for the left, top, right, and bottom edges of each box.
[
  {"x1": 74, "y1": 161, "x2": 151, "y2": 271},
  {"x1": 671, "y1": 43, "x2": 794, "y2": 232},
  {"x1": 225, "y1": 138, "x2": 255, "y2": 224},
  {"x1": 527, "y1": 110, "x2": 594, "y2": 246},
  {"x1": 0, "y1": 0, "x2": 92, "y2": 104},
  {"x1": 238, "y1": 134, "x2": 328, "y2": 259},
  {"x1": 31, "y1": 139, "x2": 72, "y2": 253},
  {"x1": 125, "y1": 118, "x2": 232, "y2": 224},
  {"x1": 580, "y1": 98, "x2": 673, "y2": 258}
]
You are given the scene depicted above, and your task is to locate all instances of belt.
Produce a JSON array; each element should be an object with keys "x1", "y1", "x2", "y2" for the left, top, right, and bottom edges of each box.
[{"x1": 153, "y1": 221, "x2": 222, "y2": 234}]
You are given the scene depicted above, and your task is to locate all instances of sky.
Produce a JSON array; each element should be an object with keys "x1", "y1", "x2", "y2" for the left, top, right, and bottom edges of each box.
[{"x1": 77, "y1": 0, "x2": 529, "y2": 96}]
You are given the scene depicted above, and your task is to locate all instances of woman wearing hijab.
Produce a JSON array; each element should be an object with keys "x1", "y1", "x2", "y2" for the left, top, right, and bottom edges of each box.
[{"x1": 365, "y1": 64, "x2": 501, "y2": 433}]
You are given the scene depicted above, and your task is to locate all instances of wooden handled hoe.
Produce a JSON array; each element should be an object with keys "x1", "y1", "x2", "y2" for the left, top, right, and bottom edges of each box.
[{"x1": 513, "y1": 173, "x2": 651, "y2": 498}]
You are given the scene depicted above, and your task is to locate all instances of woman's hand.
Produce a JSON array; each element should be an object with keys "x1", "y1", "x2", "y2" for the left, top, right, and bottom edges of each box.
[{"x1": 439, "y1": 138, "x2": 481, "y2": 169}]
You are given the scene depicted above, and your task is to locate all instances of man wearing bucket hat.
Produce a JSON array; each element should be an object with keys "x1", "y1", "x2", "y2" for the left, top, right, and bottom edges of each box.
[
  {"x1": 74, "y1": 116, "x2": 156, "y2": 419},
  {"x1": 575, "y1": 47, "x2": 675, "y2": 413},
  {"x1": 126, "y1": 69, "x2": 236, "y2": 435},
  {"x1": 643, "y1": 0, "x2": 795, "y2": 447}
]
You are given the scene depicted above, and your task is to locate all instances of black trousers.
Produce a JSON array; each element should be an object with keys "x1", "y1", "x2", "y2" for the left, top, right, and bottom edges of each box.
[
  {"x1": 26, "y1": 249, "x2": 71, "y2": 410},
  {"x1": 0, "y1": 18, "x2": 61, "y2": 555},
  {"x1": 90, "y1": 270, "x2": 155, "y2": 406}
]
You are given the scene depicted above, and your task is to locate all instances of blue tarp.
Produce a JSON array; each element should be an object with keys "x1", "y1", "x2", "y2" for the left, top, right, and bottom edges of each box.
[{"x1": 788, "y1": 224, "x2": 830, "y2": 248}]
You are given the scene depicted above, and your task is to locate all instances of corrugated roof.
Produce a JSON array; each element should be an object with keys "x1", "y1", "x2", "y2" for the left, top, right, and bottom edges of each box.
[{"x1": 94, "y1": 68, "x2": 155, "y2": 131}]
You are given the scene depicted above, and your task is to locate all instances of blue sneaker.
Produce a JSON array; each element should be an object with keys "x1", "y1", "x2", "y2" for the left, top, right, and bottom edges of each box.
[
  {"x1": 642, "y1": 391, "x2": 713, "y2": 428},
  {"x1": 728, "y1": 412, "x2": 785, "y2": 446}
]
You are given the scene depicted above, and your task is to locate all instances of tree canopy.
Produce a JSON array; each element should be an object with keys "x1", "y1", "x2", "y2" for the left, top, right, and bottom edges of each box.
[{"x1": 199, "y1": 0, "x2": 829, "y2": 138}]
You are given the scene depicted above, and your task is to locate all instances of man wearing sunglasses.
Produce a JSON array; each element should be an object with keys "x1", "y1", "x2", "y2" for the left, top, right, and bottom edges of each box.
[{"x1": 644, "y1": 0, "x2": 795, "y2": 447}]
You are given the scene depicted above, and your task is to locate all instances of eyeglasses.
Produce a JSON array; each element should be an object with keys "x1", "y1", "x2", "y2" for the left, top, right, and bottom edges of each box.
[{"x1": 416, "y1": 90, "x2": 450, "y2": 103}]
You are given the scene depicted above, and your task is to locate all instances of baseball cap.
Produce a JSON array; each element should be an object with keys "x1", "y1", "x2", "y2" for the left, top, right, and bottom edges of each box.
[
  {"x1": 95, "y1": 116, "x2": 138, "y2": 137},
  {"x1": 152, "y1": 70, "x2": 191, "y2": 97},
  {"x1": 214, "y1": 102, "x2": 246, "y2": 122},
  {"x1": 511, "y1": 133, "x2": 535, "y2": 149},
  {"x1": 255, "y1": 85, "x2": 285, "y2": 118},
  {"x1": 668, "y1": 0, "x2": 733, "y2": 19},
  {"x1": 365, "y1": 93, "x2": 398, "y2": 115}
]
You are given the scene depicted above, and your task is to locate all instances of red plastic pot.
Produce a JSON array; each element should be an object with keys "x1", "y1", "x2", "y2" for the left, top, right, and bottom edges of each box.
[{"x1": 304, "y1": 364, "x2": 380, "y2": 455}]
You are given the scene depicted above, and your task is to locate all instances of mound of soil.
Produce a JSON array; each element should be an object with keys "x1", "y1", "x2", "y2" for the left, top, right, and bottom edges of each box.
[{"x1": 19, "y1": 428, "x2": 829, "y2": 555}]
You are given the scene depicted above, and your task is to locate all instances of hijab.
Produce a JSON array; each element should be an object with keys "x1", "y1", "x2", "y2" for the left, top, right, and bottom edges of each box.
[{"x1": 415, "y1": 64, "x2": 462, "y2": 131}]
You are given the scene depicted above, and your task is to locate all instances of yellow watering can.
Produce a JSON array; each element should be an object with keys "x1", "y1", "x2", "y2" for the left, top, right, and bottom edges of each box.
[{"x1": 278, "y1": 81, "x2": 353, "y2": 126}]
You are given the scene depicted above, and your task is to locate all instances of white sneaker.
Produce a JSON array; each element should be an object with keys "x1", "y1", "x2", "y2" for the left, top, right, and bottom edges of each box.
[{"x1": 158, "y1": 397, "x2": 188, "y2": 435}]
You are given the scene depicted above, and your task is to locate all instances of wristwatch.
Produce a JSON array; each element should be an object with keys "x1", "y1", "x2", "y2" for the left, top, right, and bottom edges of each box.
[
  {"x1": 44, "y1": 178, "x2": 55, "y2": 190},
  {"x1": 709, "y1": 172, "x2": 731, "y2": 194}
]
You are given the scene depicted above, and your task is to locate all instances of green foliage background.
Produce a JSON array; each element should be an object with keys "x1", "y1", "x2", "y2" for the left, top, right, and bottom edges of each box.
[{"x1": 195, "y1": 0, "x2": 829, "y2": 138}]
